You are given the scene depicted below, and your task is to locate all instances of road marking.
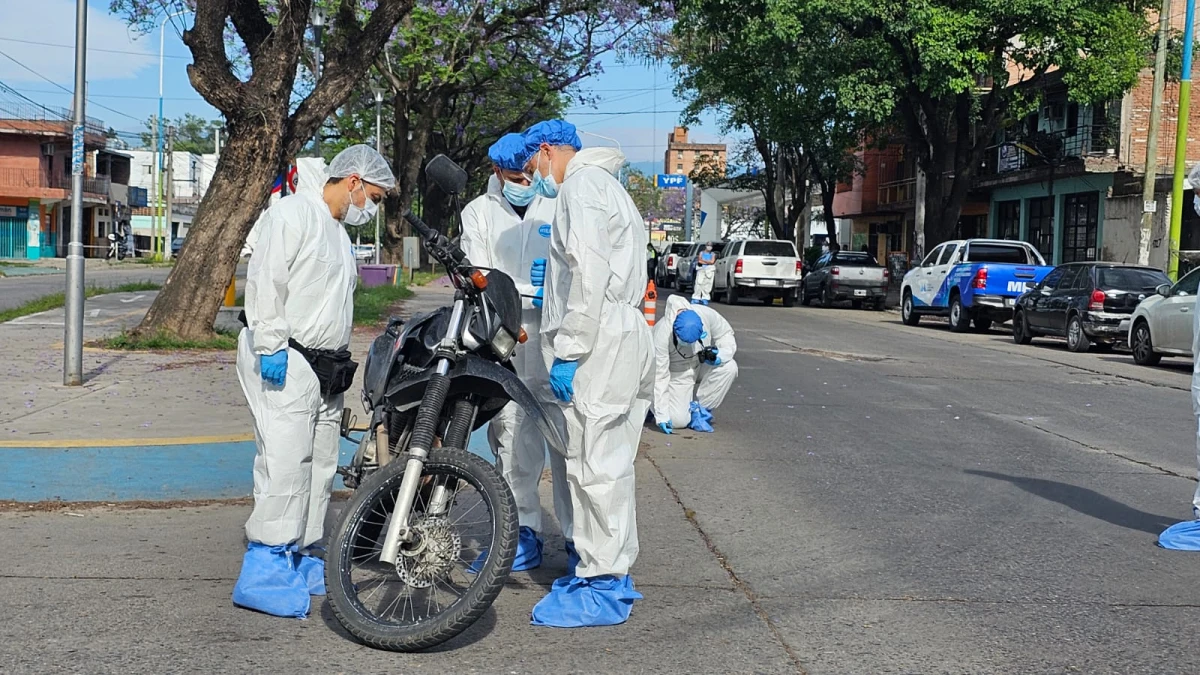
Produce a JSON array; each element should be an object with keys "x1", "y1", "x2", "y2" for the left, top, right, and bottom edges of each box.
[
  {"x1": 0, "y1": 433, "x2": 256, "y2": 449},
  {"x1": 88, "y1": 309, "x2": 100, "y2": 317},
  {"x1": 119, "y1": 294, "x2": 145, "y2": 304}
]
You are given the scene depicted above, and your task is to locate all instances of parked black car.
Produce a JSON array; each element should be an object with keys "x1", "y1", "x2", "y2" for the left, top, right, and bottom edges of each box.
[{"x1": 1012, "y1": 262, "x2": 1170, "y2": 352}]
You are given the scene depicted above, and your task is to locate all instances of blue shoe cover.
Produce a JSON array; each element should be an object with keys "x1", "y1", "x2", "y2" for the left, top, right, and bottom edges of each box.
[
  {"x1": 565, "y1": 540, "x2": 580, "y2": 574},
  {"x1": 531, "y1": 574, "x2": 643, "y2": 628},
  {"x1": 701, "y1": 300, "x2": 710, "y2": 305},
  {"x1": 691, "y1": 401, "x2": 714, "y2": 423},
  {"x1": 232, "y1": 542, "x2": 310, "y2": 618},
  {"x1": 689, "y1": 402, "x2": 714, "y2": 433},
  {"x1": 513, "y1": 526, "x2": 544, "y2": 571},
  {"x1": 1158, "y1": 520, "x2": 1200, "y2": 550},
  {"x1": 294, "y1": 546, "x2": 326, "y2": 596},
  {"x1": 691, "y1": 299, "x2": 702, "y2": 304}
]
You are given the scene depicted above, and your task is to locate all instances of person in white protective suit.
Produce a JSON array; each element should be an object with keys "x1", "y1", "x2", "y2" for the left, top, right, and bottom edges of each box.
[
  {"x1": 242, "y1": 158, "x2": 329, "y2": 258},
  {"x1": 459, "y1": 133, "x2": 571, "y2": 572},
  {"x1": 691, "y1": 241, "x2": 718, "y2": 304},
  {"x1": 232, "y1": 145, "x2": 394, "y2": 619},
  {"x1": 520, "y1": 119, "x2": 655, "y2": 628},
  {"x1": 652, "y1": 294, "x2": 739, "y2": 435}
]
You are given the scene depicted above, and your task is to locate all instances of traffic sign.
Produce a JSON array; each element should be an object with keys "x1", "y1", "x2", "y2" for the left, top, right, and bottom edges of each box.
[{"x1": 657, "y1": 173, "x2": 687, "y2": 189}]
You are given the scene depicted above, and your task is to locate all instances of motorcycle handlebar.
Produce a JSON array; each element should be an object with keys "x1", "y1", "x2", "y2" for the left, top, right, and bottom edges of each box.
[{"x1": 402, "y1": 209, "x2": 470, "y2": 270}]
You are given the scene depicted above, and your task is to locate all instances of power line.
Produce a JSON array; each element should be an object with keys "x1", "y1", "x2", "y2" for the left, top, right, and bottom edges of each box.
[
  {"x1": 0, "y1": 35, "x2": 187, "y2": 60},
  {"x1": 572, "y1": 109, "x2": 683, "y2": 116},
  {"x1": 0, "y1": 48, "x2": 142, "y2": 123},
  {"x1": 17, "y1": 87, "x2": 204, "y2": 103}
]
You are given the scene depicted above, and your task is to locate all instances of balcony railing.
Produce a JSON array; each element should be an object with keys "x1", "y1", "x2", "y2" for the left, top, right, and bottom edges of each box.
[
  {"x1": 0, "y1": 167, "x2": 110, "y2": 196},
  {"x1": 0, "y1": 94, "x2": 106, "y2": 137},
  {"x1": 984, "y1": 123, "x2": 1118, "y2": 176},
  {"x1": 878, "y1": 178, "x2": 916, "y2": 209}
]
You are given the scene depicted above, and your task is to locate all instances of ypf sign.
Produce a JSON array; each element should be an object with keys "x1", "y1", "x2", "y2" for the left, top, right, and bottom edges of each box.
[{"x1": 656, "y1": 174, "x2": 687, "y2": 189}]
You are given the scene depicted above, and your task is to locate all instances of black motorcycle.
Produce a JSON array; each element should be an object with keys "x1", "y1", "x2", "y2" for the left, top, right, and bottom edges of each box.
[{"x1": 324, "y1": 155, "x2": 566, "y2": 651}]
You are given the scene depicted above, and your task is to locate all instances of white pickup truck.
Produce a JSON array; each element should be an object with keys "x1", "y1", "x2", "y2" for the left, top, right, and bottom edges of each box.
[{"x1": 713, "y1": 239, "x2": 802, "y2": 306}]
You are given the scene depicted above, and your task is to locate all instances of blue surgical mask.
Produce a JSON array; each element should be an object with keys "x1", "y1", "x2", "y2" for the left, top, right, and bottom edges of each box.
[
  {"x1": 503, "y1": 180, "x2": 536, "y2": 207},
  {"x1": 700, "y1": 331, "x2": 709, "y2": 342},
  {"x1": 531, "y1": 153, "x2": 560, "y2": 199}
]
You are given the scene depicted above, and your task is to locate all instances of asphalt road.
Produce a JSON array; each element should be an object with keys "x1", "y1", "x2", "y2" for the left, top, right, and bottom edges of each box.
[
  {"x1": 0, "y1": 266, "x2": 173, "y2": 312},
  {"x1": 4, "y1": 288, "x2": 1200, "y2": 673},
  {"x1": 642, "y1": 293, "x2": 1200, "y2": 673}
]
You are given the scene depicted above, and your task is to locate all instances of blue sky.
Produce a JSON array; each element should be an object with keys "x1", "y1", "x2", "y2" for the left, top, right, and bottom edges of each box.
[{"x1": 0, "y1": 0, "x2": 737, "y2": 170}]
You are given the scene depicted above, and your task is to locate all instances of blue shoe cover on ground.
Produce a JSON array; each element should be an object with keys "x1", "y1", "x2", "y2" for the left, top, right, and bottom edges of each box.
[
  {"x1": 565, "y1": 540, "x2": 580, "y2": 574},
  {"x1": 232, "y1": 542, "x2": 310, "y2": 618},
  {"x1": 531, "y1": 574, "x2": 643, "y2": 627},
  {"x1": 513, "y1": 526, "x2": 544, "y2": 571},
  {"x1": 294, "y1": 546, "x2": 326, "y2": 596},
  {"x1": 1158, "y1": 520, "x2": 1200, "y2": 550},
  {"x1": 691, "y1": 299, "x2": 702, "y2": 304},
  {"x1": 689, "y1": 402, "x2": 714, "y2": 433}
]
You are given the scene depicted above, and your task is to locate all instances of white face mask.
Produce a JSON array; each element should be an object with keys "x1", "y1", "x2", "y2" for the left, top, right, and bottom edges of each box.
[
  {"x1": 343, "y1": 182, "x2": 377, "y2": 226},
  {"x1": 1193, "y1": 194, "x2": 1200, "y2": 217}
]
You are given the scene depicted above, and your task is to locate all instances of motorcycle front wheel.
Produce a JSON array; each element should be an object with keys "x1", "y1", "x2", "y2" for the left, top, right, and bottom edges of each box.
[{"x1": 325, "y1": 447, "x2": 517, "y2": 652}]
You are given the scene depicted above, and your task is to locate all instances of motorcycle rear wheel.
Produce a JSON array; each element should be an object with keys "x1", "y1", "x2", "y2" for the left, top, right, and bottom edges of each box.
[{"x1": 325, "y1": 447, "x2": 517, "y2": 652}]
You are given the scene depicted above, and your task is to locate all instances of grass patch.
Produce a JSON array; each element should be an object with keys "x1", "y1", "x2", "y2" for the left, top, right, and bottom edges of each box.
[
  {"x1": 0, "y1": 261, "x2": 34, "y2": 268},
  {"x1": 354, "y1": 283, "x2": 413, "y2": 326},
  {"x1": 0, "y1": 281, "x2": 161, "y2": 323},
  {"x1": 406, "y1": 269, "x2": 445, "y2": 287},
  {"x1": 96, "y1": 329, "x2": 238, "y2": 351}
]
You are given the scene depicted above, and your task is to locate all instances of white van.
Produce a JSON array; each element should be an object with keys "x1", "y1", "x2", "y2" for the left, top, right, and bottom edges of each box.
[{"x1": 713, "y1": 239, "x2": 802, "y2": 306}]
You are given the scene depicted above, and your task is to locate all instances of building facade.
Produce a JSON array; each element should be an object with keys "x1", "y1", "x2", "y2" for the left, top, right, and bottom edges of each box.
[
  {"x1": 0, "y1": 98, "x2": 145, "y2": 259},
  {"x1": 664, "y1": 126, "x2": 727, "y2": 177}
]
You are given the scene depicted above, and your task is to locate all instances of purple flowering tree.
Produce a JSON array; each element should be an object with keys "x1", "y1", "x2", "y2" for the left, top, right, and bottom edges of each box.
[{"x1": 108, "y1": 0, "x2": 418, "y2": 340}]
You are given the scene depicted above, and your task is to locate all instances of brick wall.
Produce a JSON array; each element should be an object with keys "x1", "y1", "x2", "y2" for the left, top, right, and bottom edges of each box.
[{"x1": 1124, "y1": 67, "x2": 1200, "y2": 174}]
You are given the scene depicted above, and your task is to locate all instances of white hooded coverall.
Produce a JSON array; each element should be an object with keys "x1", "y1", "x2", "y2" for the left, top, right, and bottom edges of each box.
[
  {"x1": 541, "y1": 148, "x2": 655, "y2": 578},
  {"x1": 236, "y1": 187, "x2": 357, "y2": 548},
  {"x1": 460, "y1": 175, "x2": 571, "y2": 537},
  {"x1": 242, "y1": 158, "x2": 328, "y2": 258},
  {"x1": 653, "y1": 294, "x2": 739, "y2": 427},
  {"x1": 1191, "y1": 287, "x2": 1200, "y2": 515}
]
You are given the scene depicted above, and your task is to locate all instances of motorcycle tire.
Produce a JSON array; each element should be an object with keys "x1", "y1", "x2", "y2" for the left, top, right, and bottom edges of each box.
[{"x1": 325, "y1": 446, "x2": 517, "y2": 652}]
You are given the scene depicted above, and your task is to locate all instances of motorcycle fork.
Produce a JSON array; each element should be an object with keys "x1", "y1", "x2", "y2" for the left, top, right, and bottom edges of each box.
[{"x1": 380, "y1": 296, "x2": 466, "y2": 565}]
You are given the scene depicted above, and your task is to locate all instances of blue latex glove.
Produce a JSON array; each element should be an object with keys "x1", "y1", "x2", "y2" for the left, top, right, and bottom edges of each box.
[
  {"x1": 549, "y1": 358, "x2": 578, "y2": 403},
  {"x1": 260, "y1": 350, "x2": 288, "y2": 387},
  {"x1": 532, "y1": 287, "x2": 544, "y2": 308},
  {"x1": 704, "y1": 348, "x2": 721, "y2": 366},
  {"x1": 531, "y1": 258, "x2": 547, "y2": 287},
  {"x1": 658, "y1": 421, "x2": 673, "y2": 435}
]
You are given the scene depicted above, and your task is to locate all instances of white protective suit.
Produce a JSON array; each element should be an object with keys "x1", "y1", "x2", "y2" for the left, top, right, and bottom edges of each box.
[
  {"x1": 541, "y1": 147, "x2": 655, "y2": 578},
  {"x1": 1192, "y1": 287, "x2": 1200, "y2": 515},
  {"x1": 236, "y1": 187, "x2": 357, "y2": 548},
  {"x1": 460, "y1": 175, "x2": 571, "y2": 536},
  {"x1": 242, "y1": 158, "x2": 328, "y2": 258},
  {"x1": 692, "y1": 251, "x2": 717, "y2": 302},
  {"x1": 653, "y1": 294, "x2": 739, "y2": 427}
]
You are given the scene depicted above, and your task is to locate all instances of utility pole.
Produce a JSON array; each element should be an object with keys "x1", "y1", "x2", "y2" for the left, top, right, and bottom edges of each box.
[
  {"x1": 311, "y1": 9, "x2": 325, "y2": 159},
  {"x1": 150, "y1": 115, "x2": 159, "y2": 260},
  {"x1": 164, "y1": 125, "x2": 175, "y2": 260},
  {"x1": 683, "y1": 179, "x2": 694, "y2": 241},
  {"x1": 213, "y1": 124, "x2": 221, "y2": 158},
  {"x1": 914, "y1": 165, "x2": 927, "y2": 261},
  {"x1": 1170, "y1": 0, "x2": 1198, "y2": 279},
  {"x1": 374, "y1": 87, "x2": 384, "y2": 264},
  {"x1": 63, "y1": 0, "x2": 87, "y2": 386},
  {"x1": 1141, "y1": 0, "x2": 1173, "y2": 266}
]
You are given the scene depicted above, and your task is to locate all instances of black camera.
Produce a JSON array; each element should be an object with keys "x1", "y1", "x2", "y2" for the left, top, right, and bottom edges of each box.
[{"x1": 698, "y1": 345, "x2": 718, "y2": 364}]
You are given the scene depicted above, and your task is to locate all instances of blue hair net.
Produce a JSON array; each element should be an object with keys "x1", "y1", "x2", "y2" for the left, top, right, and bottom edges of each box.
[
  {"x1": 673, "y1": 310, "x2": 704, "y2": 344},
  {"x1": 523, "y1": 120, "x2": 583, "y2": 157},
  {"x1": 488, "y1": 133, "x2": 534, "y2": 171}
]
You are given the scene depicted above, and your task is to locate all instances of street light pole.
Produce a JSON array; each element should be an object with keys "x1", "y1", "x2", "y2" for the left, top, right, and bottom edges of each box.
[
  {"x1": 63, "y1": 0, "x2": 87, "y2": 386},
  {"x1": 311, "y1": 9, "x2": 325, "y2": 159},
  {"x1": 156, "y1": 10, "x2": 187, "y2": 259},
  {"x1": 374, "y1": 87, "x2": 384, "y2": 265}
]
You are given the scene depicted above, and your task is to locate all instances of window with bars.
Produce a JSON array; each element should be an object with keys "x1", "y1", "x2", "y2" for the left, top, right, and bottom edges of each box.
[
  {"x1": 1026, "y1": 197, "x2": 1055, "y2": 262},
  {"x1": 1061, "y1": 192, "x2": 1099, "y2": 263}
]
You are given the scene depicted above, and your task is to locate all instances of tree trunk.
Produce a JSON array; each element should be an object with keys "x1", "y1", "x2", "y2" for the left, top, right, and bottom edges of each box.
[
  {"x1": 821, "y1": 184, "x2": 838, "y2": 248},
  {"x1": 137, "y1": 119, "x2": 285, "y2": 339}
]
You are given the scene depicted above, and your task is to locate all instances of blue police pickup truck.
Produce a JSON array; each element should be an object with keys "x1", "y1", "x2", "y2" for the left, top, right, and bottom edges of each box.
[{"x1": 900, "y1": 239, "x2": 1054, "y2": 332}]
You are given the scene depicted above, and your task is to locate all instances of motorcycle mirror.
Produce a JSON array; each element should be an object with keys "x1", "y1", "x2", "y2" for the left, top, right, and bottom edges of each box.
[{"x1": 425, "y1": 154, "x2": 468, "y2": 196}]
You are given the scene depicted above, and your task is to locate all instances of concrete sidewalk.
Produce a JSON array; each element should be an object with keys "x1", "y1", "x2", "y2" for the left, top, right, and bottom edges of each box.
[{"x1": 0, "y1": 283, "x2": 449, "y2": 501}]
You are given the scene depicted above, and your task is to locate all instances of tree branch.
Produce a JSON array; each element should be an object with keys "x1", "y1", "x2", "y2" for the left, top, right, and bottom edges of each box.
[
  {"x1": 228, "y1": 0, "x2": 274, "y2": 62},
  {"x1": 184, "y1": 0, "x2": 246, "y2": 115}
]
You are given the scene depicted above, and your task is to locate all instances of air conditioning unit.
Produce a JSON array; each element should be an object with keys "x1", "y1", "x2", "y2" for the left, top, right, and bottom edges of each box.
[{"x1": 41, "y1": 143, "x2": 55, "y2": 156}]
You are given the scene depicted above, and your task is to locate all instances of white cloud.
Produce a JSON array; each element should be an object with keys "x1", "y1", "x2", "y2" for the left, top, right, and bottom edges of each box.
[{"x1": 0, "y1": 0, "x2": 156, "y2": 85}]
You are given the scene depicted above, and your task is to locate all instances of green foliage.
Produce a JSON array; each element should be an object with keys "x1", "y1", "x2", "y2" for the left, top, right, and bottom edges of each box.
[
  {"x1": 140, "y1": 113, "x2": 221, "y2": 154},
  {"x1": 98, "y1": 329, "x2": 238, "y2": 351},
  {"x1": 353, "y1": 282, "x2": 414, "y2": 326}
]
